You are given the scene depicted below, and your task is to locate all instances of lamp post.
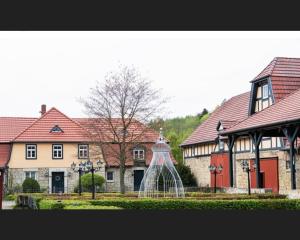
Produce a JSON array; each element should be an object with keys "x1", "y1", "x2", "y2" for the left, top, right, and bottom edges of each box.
[
  {"x1": 84, "y1": 159, "x2": 103, "y2": 200},
  {"x1": 71, "y1": 161, "x2": 84, "y2": 196},
  {"x1": 240, "y1": 160, "x2": 256, "y2": 195},
  {"x1": 208, "y1": 164, "x2": 223, "y2": 193}
]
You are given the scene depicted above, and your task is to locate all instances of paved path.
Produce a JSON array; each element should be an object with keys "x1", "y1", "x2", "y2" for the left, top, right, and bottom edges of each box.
[{"x1": 2, "y1": 201, "x2": 15, "y2": 209}]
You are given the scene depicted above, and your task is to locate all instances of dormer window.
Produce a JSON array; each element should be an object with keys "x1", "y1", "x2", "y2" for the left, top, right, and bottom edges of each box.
[{"x1": 50, "y1": 125, "x2": 63, "y2": 133}]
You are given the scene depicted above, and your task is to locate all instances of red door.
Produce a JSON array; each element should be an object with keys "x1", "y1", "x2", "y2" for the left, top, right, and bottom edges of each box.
[
  {"x1": 250, "y1": 158, "x2": 279, "y2": 193},
  {"x1": 210, "y1": 153, "x2": 230, "y2": 188}
]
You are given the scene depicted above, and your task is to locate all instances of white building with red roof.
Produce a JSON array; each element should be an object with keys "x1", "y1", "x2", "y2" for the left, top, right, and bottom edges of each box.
[{"x1": 0, "y1": 105, "x2": 162, "y2": 194}]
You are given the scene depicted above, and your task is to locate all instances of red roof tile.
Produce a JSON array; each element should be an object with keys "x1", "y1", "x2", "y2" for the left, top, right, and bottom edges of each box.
[
  {"x1": 0, "y1": 144, "x2": 11, "y2": 168},
  {"x1": 222, "y1": 88, "x2": 300, "y2": 134},
  {"x1": 74, "y1": 118, "x2": 159, "y2": 143},
  {"x1": 0, "y1": 117, "x2": 37, "y2": 143},
  {"x1": 252, "y1": 57, "x2": 300, "y2": 101},
  {"x1": 102, "y1": 142, "x2": 176, "y2": 167},
  {"x1": 181, "y1": 92, "x2": 250, "y2": 146},
  {"x1": 13, "y1": 108, "x2": 91, "y2": 142}
]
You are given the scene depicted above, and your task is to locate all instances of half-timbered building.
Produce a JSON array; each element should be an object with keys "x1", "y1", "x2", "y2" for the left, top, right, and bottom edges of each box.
[{"x1": 181, "y1": 57, "x2": 300, "y2": 194}]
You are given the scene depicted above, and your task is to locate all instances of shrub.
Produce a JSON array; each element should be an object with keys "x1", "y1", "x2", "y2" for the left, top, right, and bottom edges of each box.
[
  {"x1": 90, "y1": 199, "x2": 300, "y2": 210},
  {"x1": 64, "y1": 205, "x2": 122, "y2": 210},
  {"x1": 22, "y1": 178, "x2": 40, "y2": 193},
  {"x1": 37, "y1": 198, "x2": 300, "y2": 210},
  {"x1": 74, "y1": 173, "x2": 105, "y2": 193},
  {"x1": 175, "y1": 163, "x2": 197, "y2": 187}
]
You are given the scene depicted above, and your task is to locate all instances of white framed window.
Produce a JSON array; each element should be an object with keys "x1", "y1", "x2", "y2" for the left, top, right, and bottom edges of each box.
[
  {"x1": 78, "y1": 144, "x2": 89, "y2": 159},
  {"x1": 25, "y1": 171, "x2": 37, "y2": 180},
  {"x1": 262, "y1": 84, "x2": 269, "y2": 99},
  {"x1": 106, "y1": 171, "x2": 114, "y2": 182},
  {"x1": 133, "y1": 149, "x2": 145, "y2": 160},
  {"x1": 52, "y1": 144, "x2": 63, "y2": 159},
  {"x1": 26, "y1": 144, "x2": 37, "y2": 159}
]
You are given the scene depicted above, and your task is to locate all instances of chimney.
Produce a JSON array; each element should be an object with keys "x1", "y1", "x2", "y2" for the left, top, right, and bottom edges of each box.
[{"x1": 40, "y1": 104, "x2": 47, "y2": 116}]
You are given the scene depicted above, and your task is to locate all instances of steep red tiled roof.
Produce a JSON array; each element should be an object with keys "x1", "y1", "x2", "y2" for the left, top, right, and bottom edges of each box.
[
  {"x1": 222, "y1": 88, "x2": 300, "y2": 134},
  {"x1": 0, "y1": 144, "x2": 11, "y2": 168},
  {"x1": 74, "y1": 118, "x2": 159, "y2": 143},
  {"x1": 181, "y1": 92, "x2": 250, "y2": 146},
  {"x1": 252, "y1": 57, "x2": 300, "y2": 101},
  {"x1": 13, "y1": 108, "x2": 91, "y2": 142},
  {"x1": 0, "y1": 117, "x2": 36, "y2": 143}
]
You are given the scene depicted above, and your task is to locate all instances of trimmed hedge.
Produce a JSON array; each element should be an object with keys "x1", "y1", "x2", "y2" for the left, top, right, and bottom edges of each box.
[
  {"x1": 88, "y1": 199, "x2": 300, "y2": 210},
  {"x1": 38, "y1": 198, "x2": 300, "y2": 210},
  {"x1": 64, "y1": 205, "x2": 122, "y2": 210}
]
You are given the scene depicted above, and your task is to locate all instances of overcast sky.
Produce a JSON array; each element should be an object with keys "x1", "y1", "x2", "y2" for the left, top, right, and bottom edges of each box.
[{"x1": 1, "y1": 31, "x2": 300, "y2": 119}]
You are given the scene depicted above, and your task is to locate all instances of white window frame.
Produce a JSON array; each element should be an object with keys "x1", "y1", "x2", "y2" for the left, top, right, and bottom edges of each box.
[
  {"x1": 133, "y1": 149, "x2": 145, "y2": 161},
  {"x1": 53, "y1": 144, "x2": 63, "y2": 159},
  {"x1": 26, "y1": 144, "x2": 37, "y2": 159},
  {"x1": 25, "y1": 171, "x2": 37, "y2": 180},
  {"x1": 262, "y1": 84, "x2": 269, "y2": 99},
  {"x1": 106, "y1": 171, "x2": 114, "y2": 182},
  {"x1": 78, "y1": 144, "x2": 89, "y2": 159}
]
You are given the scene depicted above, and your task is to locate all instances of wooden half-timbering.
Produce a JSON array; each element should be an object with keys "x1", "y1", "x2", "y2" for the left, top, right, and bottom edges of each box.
[{"x1": 183, "y1": 142, "x2": 217, "y2": 158}]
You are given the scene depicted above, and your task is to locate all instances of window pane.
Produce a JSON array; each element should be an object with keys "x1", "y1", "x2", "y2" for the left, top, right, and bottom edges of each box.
[
  {"x1": 107, "y1": 172, "x2": 113, "y2": 180},
  {"x1": 263, "y1": 84, "x2": 268, "y2": 99}
]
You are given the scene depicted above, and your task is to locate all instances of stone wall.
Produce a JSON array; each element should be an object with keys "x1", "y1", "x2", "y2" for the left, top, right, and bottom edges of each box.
[
  {"x1": 7, "y1": 166, "x2": 145, "y2": 193},
  {"x1": 184, "y1": 149, "x2": 300, "y2": 193},
  {"x1": 184, "y1": 156, "x2": 210, "y2": 187},
  {"x1": 105, "y1": 166, "x2": 147, "y2": 192}
]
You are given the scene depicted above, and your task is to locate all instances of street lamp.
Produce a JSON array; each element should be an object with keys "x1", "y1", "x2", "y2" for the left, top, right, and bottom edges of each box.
[
  {"x1": 208, "y1": 164, "x2": 223, "y2": 193},
  {"x1": 83, "y1": 159, "x2": 103, "y2": 200},
  {"x1": 240, "y1": 160, "x2": 256, "y2": 195},
  {"x1": 71, "y1": 161, "x2": 84, "y2": 196}
]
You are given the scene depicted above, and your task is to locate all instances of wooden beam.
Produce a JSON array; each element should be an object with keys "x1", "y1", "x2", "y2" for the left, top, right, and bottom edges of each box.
[
  {"x1": 249, "y1": 131, "x2": 263, "y2": 188},
  {"x1": 227, "y1": 135, "x2": 235, "y2": 187},
  {"x1": 283, "y1": 126, "x2": 299, "y2": 190}
]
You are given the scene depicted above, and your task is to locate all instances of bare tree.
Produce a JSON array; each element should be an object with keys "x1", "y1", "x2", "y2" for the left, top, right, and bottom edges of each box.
[{"x1": 82, "y1": 65, "x2": 167, "y2": 194}]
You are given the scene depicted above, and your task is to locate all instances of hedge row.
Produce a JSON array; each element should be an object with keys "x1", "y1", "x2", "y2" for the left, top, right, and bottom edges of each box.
[{"x1": 38, "y1": 199, "x2": 300, "y2": 210}]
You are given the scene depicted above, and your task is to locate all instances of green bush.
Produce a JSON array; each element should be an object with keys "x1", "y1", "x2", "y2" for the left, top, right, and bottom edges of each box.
[
  {"x1": 74, "y1": 173, "x2": 105, "y2": 193},
  {"x1": 4, "y1": 194, "x2": 17, "y2": 201},
  {"x1": 175, "y1": 163, "x2": 197, "y2": 187},
  {"x1": 22, "y1": 178, "x2": 40, "y2": 193},
  {"x1": 64, "y1": 205, "x2": 122, "y2": 210},
  {"x1": 36, "y1": 198, "x2": 300, "y2": 210},
  {"x1": 89, "y1": 199, "x2": 300, "y2": 210}
]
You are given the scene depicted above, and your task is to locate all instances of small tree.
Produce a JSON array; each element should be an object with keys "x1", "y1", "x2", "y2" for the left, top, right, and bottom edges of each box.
[
  {"x1": 82, "y1": 65, "x2": 167, "y2": 194},
  {"x1": 22, "y1": 178, "x2": 40, "y2": 193},
  {"x1": 80, "y1": 173, "x2": 105, "y2": 192},
  {"x1": 175, "y1": 163, "x2": 197, "y2": 187}
]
